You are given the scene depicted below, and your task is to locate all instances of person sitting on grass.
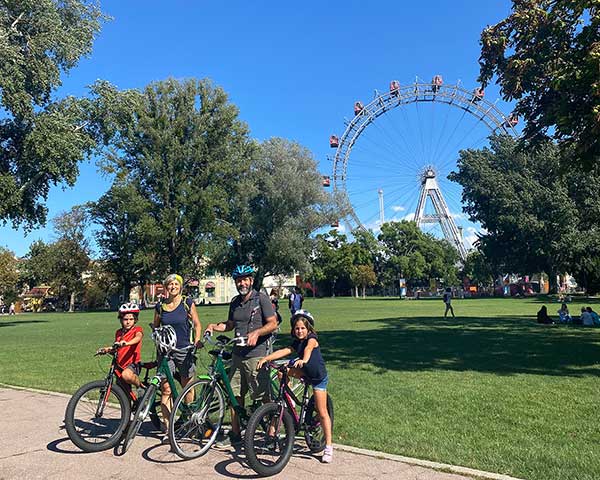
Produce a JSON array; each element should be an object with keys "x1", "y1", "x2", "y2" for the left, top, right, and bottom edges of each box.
[
  {"x1": 557, "y1": 303, "x2": 572, "y2": 323},
  {"x1": 586, "y1": 307, "x2": 600, "y2": 326},
  {"x1": 99, "y1": 303, "x2": 144, "y2": 390},
  {"x1": 579, "y1": 307, "x2": 593, "y2": 326},
  {"x1": 256, "y1": 310, "x2": 334, "y2": 464},
  {"x1": 536, "y1": 305, "x2": 554, "y2": 324}
]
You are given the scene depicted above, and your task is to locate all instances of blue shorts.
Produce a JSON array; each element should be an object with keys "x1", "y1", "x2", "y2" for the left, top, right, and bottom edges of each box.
[{"x1": 311, "y1": 375, "x2": 329, "y2": 391}]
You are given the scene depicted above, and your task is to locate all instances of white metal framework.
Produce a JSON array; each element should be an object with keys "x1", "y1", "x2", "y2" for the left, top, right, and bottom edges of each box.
[{"x1": 331, "y1": 79, "x2": 518, "y2": 260}]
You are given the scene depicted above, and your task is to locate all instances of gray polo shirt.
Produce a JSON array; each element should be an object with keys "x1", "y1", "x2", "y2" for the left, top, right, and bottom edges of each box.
[{"x1": 228, "y1": 290, "x2": 275, "y2": 358}]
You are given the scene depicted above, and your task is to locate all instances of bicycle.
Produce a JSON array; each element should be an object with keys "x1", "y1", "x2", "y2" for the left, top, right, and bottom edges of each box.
[
  {"x1": 64, "y1": 343, "x2": 160, "y2": 452},
  {"x1": 168, "y1": 331, "x2": 282, "y2": 459},
  {"x1": 120, "y1": 326, "x2": 195, "y2": 453},
  {"x1": 244, "y1": 361, "x2": 334, "y2": 477}
]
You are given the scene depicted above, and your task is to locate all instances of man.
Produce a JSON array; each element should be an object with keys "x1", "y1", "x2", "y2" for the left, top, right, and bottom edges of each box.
[
  {"x1": 205, "y1": 264, "x2": 278, "y2": 445},
  {"x1": 443, "y1": 287, "x2": 455, "y2": 318},
  {"x1": 288, "y1": 286, "x2": 303, "y2": 315}
]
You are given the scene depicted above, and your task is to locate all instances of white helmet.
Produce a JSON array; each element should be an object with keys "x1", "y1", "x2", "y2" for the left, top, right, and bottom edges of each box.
[{"x1": 152, "y1": 325, "x2": 177, "y2": 354}]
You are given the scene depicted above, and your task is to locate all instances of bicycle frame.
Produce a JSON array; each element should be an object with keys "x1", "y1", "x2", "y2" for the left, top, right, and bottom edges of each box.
[{"x1": 271, "y1": 364, "x2": 312, "y2": 432}]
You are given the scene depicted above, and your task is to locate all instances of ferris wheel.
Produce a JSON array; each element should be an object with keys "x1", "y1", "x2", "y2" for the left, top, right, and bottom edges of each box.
[{"x1": 328, "y1": 76, "x2": 519, "y2": 261}]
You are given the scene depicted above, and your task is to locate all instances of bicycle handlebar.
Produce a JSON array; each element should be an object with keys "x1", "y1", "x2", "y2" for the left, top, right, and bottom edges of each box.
[{"x1": 202, "y1": 331, "x2": 248, "y2": 348}]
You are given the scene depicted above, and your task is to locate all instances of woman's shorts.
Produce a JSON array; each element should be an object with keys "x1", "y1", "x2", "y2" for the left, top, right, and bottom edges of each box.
[
  {"x1": 158, "y1": 349, "x2": 196, "y2": 379},
  {"x1": 311, "y1": 375, "x2": 329, "y2": 391},
  {"x1": 125, "y1": 362, "x2": 142, "y2": 376}
]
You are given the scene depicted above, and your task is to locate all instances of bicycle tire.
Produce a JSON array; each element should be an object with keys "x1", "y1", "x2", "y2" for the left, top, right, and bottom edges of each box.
[
  {"x1": 64, "y1": 380, "x2": 130, "y2": 452},
  {"x1": 244, "y1": 402, "x2": 295, "y2": 477},
  {"x1": 168, "y1": 379, "x2": 225, "y2": 459},
  {"x1": 303, "y1": 393, "x2": 334, "y2": 453},
  {"x1": 122, "y1": 383, "x2": 157, "y2": 453}
]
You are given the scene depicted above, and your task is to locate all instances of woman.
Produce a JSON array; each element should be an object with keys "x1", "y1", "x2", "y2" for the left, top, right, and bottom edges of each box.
[{"x1": 153, "y1": 273, "x2": 202, "y2": 436}]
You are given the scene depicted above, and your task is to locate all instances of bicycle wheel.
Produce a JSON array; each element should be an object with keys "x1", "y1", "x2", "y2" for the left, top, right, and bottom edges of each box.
[
  {"x1": 244, "y1": 402, "x2": 295, "y2": 477},
  {"x1": 64, "y1": 380, "x2": 130, "y2": 452},
  {"x1": 168, "y1": 379, "x2": 225, "y2": 459},
  {"x1": 122, "y1": 384, "x2": 157, "y2": 453},
  {"x1": 304, "y1": 393, "x2": 334, "y2": 453}
]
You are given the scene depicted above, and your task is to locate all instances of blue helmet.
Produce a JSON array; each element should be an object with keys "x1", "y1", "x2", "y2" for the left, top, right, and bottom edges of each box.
[{"x1": 232, "y1": 264, "x2": 255, "y2": 279}]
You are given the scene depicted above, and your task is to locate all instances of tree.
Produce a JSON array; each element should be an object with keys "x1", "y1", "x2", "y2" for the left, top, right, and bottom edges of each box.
[
  {"x1": 216, "y1": 137, "x2": 341, "y2": 288},
  {"x1": 478, "y1": 1, "x2": 600, "y2": 167},
  {"x1": 89, "y1": 182, "x2": 160, "y2": 299},
  {"x1": 93, "y1": 78, "x2": 253, "y2": 279},
  {"x1": 0, "y1": 246, "x2": 19, "y2": 303},
  {"x1": 311, "y1": 230, "x2": 355, "y2": 297},
  {"x1": 461, "y1": 250, "x2": 496, "y2": 289},
  {"x1": 49, "y1": 206, "x2": 91, "y2": 311},
  {"x1": 449, "y1": 135, "x2": 578, "y2": 292},
  {"x1": 377, "y1": 221, "x2": 459, "y2": 289},
  {"x1": 19, "y1": 240, "x2": 53, "y2": 288},
  {"x1": 351, "y1": 264, "x2": 377, "y2": 299},
  {"x1": 0, "y1": 0, "x2": 106, "y2": 228}
]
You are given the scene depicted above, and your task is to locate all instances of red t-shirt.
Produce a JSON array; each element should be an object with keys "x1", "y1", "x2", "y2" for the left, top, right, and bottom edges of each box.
[{"x1": 114, "y1": 325, "x2": 143, "y2": 370}]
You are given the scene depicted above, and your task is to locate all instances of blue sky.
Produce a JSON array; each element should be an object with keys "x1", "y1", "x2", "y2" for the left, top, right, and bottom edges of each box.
[{"x1": 1, "y1": 0, "x2": 516, "y2": 256}]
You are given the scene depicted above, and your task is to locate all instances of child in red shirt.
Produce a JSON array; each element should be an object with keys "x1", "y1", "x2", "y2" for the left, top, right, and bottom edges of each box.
[{"x1": 100, "y1": 303, "x2": 144, "y2": 388}]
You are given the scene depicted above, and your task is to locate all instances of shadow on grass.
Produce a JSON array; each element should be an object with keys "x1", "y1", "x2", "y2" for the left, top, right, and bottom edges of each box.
[
  {"x1": 321, "y1": 315, "x2": 600, "y2": 377},
  {"x1": 0, "y1": 320, "x2": 48, "y2": 328}
]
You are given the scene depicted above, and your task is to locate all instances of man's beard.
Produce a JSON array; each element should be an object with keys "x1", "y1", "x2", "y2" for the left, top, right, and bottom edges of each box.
[{"x1": 237, "y1": 285, "x2": 250, "y2": 295}]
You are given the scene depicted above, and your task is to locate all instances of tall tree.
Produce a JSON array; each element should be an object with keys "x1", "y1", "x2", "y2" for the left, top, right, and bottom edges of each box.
[
  {"x1": 93, "y1": 78, "x2": 253, "y2": 279},
  {"x1": 478, "y1": 1, "x2": 600, "y2": 167},
  {"x1": 311, "y1": 230, "x2": 355, "y2": 297},
  {"x1": 0, "y1": 0, "x2": 106, "y2": 228},
  {"x1": 89, "y1": 182, "x2": 160, "y2": 299},
  {"x1": 217, "y1": 137, "x2": 341, "y2": 288},
  {"x1": 449, "y1": 135, "x2": 578, "y2": 292},
  {"x1": 0, "y1": 246, "x2": 19, "y2": 303}
]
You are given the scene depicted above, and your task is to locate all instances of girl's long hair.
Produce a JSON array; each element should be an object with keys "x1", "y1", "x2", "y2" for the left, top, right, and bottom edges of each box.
[{"x1": 291, "y1": 316, "x2": 317, "y2": 339}]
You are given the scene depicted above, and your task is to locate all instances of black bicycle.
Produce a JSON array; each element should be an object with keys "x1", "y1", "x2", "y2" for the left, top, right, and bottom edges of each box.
[
  {"x1": 244, "y1": 361, "x2": 334, "y2": 477},
  {"x1": 64, "y1": 344, "x2": 160, "y2": 452}
]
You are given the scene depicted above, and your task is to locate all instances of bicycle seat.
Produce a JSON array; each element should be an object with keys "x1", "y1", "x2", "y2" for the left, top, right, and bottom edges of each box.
[{"x1": 140, "y1": 361, "x2": 157, "y2": 369}]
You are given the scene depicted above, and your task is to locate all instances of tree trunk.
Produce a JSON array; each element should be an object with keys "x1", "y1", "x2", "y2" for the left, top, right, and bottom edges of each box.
[
  {"x1": 331, "y1": 279, "x2": 336, "y2": 297},
  {"x1": 362, "y1": 285, "x2": 366, "y2": 299},
  {"x1": 69, "y1": 292, "x2": 75, "y2": 312},
  {"x1": 354, "y1": 286, "x2": 358, "y2": 298}
]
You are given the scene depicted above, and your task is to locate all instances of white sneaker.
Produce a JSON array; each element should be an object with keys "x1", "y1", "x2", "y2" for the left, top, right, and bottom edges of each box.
[{"x1": 322, "y1": 445, "x2": 333, "y2": 463}]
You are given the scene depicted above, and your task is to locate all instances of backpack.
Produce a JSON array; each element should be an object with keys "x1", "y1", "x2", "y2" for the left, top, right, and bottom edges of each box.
[{"x1": 156, "y1": 295, "x2": 194, "y2": 343}]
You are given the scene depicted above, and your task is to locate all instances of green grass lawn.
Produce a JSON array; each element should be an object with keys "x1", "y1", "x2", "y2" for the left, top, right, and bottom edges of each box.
[{"x1": 1, "y1": 297, "x2": 599, "y2": 480}]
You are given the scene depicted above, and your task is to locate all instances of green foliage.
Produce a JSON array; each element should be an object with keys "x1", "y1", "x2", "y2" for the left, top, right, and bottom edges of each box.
[
  {"x1": 461, "y1": 250, "x2": 496, "y2": 287},
  {"x1": 0, "y1": 246, "x2": 18, "y2": 302},
  {"x1": 0, "y1": 0, "x2": 106, "y2": 228},
  {"x1": 216, "y1": 137, "x2": 340, "y2": 287},
  {"x1": 450, "y1": 135, "x2": 579, "y2": 292},
  {"x1": 88, "y1": 182, "x2": 160, "y2": 296},
  {"x1": 92, "y1": 78, "x2": 253, "y2": 279},
  {"x1": 479, "y1": 0, "x2": 600, "y2": 167},
  {"x1": 311, "y1": 230, "x2": 356, "y2": 296},
  {"x1": 377, "y1": 221, "x2": 459, "y2": 288}
]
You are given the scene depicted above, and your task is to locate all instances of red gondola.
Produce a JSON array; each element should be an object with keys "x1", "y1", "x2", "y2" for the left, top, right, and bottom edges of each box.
[
  {"x1": 329, "y1": 135, "x2": 339, "y2": 148},
  {"x1": 472, "y1": 87, "x2": 484, "y2": 102},
  {"x1": 354, "y1": 101, "x2": 364, "y2": 116},
  {"x1": 389, "y1": 80, "x2": 400, "y2": 97},
  {"x1": 322, "y1": 175, "x2": 331, "y2": 187},
  {"x1": 432, "y1": 75, "x2": 443, "y2": 93},
  {"x1": 330, "y1": 221, "x2": 339, "y2": 228},
  {"x1": 505, "y1": 113, "x2": 519, "y2": 127}
]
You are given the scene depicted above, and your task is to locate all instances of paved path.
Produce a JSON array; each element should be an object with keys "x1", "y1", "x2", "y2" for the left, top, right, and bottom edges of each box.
[{"x1": 0, "y1": 387, "x2": 501, "y2": 480}]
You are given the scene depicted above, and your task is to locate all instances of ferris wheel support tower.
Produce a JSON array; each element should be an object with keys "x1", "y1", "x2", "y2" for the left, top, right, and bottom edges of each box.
[{"x1": 414, "y1": 167, "x2": 468, "y2": 261}]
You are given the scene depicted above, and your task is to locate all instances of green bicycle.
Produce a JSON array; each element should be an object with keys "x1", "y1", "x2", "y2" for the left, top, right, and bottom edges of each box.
[
  {"x1": 120, "y1": 325, "x2": 195, "y2": 453},
  {"x1": 168, "y1": 332, "x2": 283, "y2": 459}
]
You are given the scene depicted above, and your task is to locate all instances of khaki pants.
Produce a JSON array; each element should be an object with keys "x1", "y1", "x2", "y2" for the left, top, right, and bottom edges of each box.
[{"x1": 229, "y1": 354, "x2": 270, "y2": 403}]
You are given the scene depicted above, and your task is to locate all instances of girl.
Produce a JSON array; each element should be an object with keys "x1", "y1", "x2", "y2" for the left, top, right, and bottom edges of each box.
[{"x1": 257, "y1": 309, "x2": 333, "y2": 463}]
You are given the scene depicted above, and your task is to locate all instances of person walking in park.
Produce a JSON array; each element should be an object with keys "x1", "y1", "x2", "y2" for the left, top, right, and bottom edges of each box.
[
  {"x1": 204, "y1": 265, "x2": 278, "y2": 445},
  {"x1": 153, "y1": 273, "x2": 202, "y2": 437},
  {"x1": 289, "y1": 286, "x2": 303, "y2": 316},
  {"x1": 443, "y1": 287, "x2": 455, "y2": 318},
  {"x1": 257, "y1": 309, "x2": 334, "y2": 463},
  {"x1": 8, "y1": 302, "x2": 15, "y2": 315}
]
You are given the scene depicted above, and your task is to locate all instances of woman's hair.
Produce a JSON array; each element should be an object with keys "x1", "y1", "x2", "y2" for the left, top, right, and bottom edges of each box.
[
  {"x1": 163, "y1": 273, "x2": 183, "y2": 288},
  {"x1": 291, "y1": 315, "x2": 317, "y2": 338}
]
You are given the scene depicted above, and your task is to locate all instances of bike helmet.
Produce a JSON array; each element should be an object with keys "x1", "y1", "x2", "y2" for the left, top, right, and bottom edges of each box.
[
  {"x1": 152, "y1": 325, "x2": 177, "y2": 354},
  {"x1": 118, "y1": 302, "x2": 140, "y2": 320},
  {"x1": 232, "y1": 264, "x2": 255, "y2": 279},
  {"x1": 290, "y1": 309, "x2": 315, "y2": 327}
]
